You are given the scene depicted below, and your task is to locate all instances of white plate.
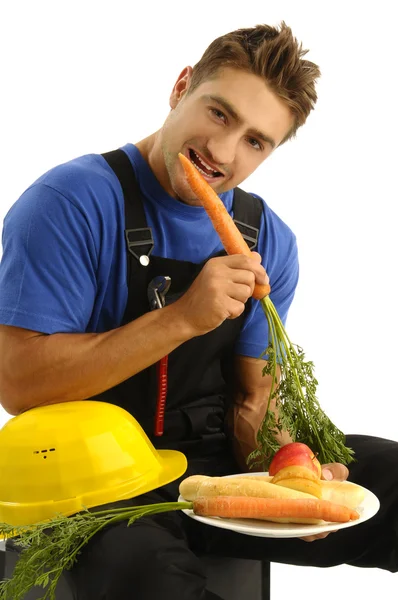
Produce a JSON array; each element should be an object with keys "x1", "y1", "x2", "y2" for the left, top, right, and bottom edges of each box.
[{"x1": 178, "y1": 472, "x2": 380, "y2": 538}]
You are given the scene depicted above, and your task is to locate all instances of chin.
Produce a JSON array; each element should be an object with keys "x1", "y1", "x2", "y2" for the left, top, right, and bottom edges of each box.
[
  {"x1": 172, "y1": 156, "x2": 227, "y2": 202},
  {"x1": 169, "y1": 177, "x2": 196, "y2": 205},
  {"x1": 177, "y1": 188, "x2": 202, "y2": 206}
]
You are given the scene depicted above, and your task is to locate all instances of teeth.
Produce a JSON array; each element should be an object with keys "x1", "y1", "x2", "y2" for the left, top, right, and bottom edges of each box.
[
  {"x1": 192, "y1": 151, "x2": 218, "y2": 173},
  {"x1": 192, "y1": 162, "x2": 211, "y2": 177}
]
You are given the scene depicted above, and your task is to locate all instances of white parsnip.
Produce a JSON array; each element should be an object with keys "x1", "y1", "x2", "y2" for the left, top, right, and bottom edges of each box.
[
  {"x1": 320, "y1": 480, "x2": 365, "y2": 509},
  {"x1": 179, "y1": 475, "x2": 314, "y2": 501}
]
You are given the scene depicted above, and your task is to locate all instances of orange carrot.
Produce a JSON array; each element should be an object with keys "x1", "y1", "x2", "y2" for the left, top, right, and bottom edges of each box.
[
  {"x1": 178, "y1": 153, "x2": 270, "y2": 300},
  {"x1": 193, "y1": 495, "x2": 360, "y2": 523}
]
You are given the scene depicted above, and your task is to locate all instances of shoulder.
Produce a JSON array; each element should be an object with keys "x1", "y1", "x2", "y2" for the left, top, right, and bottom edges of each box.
[
  {"x1": 234, "y1": 188, "x2": 296, "y2": 241},
  {"x1": 238, "y1": 191, "x2": 298, "y2": 267},
  {"x1": 31, "y1": 151, "x2": 123, "y2": 214},
  {"x1": 0, "y1": 151, "x2": 129, "y2": 334},
  {"x1": 5, "y1": 151, "x2": 126, "y2": 251},
  {"x1": 253, "y1": 193, "x2": 296, "y2": 243}
]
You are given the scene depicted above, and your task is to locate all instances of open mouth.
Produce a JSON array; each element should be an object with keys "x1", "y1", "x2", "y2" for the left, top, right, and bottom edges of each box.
[{"x1": 188, "y1": 149, "x2": 223, "y2": 179}]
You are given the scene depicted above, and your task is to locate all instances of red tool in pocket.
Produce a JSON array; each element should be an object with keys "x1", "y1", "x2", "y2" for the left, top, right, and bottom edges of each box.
[{"x1": 147, "y1": 276, "x2": 171, "y2": 436}]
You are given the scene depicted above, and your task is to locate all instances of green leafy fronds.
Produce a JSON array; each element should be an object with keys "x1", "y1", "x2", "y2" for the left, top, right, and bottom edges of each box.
[
  {"x1": 247, "y1": 296, "x2": 355, "y2": 471},
  {"x1": 0, "y1": 502, "x2": 192, "y2": 600}
]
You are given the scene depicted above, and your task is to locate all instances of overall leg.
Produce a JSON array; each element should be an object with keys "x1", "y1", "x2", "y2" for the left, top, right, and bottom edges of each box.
[
  {"x1": 69, "y1": 489, "x2": 223, "y2": 600},
  {"x1": 69, "y1": 447, "x2": 241, "y2": 600},
  {"x1": 70, "y1": 509, "x2": 215, "y2": 600}
]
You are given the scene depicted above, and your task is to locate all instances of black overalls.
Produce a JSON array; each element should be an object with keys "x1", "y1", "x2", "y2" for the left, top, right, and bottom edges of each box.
[{"x1": 70, "y1": 150, "x2": 398, "y2": 600}]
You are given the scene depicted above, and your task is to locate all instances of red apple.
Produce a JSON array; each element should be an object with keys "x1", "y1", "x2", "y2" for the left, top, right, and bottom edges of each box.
[{"x1": 269, "y1": 442, "x2": 322, "y2": 478}]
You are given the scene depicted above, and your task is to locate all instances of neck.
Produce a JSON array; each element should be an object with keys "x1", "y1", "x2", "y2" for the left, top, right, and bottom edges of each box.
[{"x1": 135, "y1": 131, "x2": 174, "y2": 197}]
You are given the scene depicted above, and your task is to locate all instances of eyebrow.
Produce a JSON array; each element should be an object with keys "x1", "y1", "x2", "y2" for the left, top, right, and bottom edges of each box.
[{"x1": 204, "y1": 94, "x2": 277, "y2": 149}]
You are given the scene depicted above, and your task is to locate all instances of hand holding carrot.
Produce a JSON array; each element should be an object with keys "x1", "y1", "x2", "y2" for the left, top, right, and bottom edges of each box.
[{"x1": 173, "y1": 253, "x2": 269, "y2": 336}]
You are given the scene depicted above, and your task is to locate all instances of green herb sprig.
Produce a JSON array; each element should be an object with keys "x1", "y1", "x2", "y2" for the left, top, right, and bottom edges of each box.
[
  {"x1": 0, "y1": 501, "x2": 192, "y2": 600},
  {"x1": 248, "y1": 296, "x2": 355, "y2": 470}
]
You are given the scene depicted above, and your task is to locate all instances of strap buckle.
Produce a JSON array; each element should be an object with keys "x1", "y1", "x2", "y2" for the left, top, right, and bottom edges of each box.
[
  {"x1": 125, "y1": 228, "x2": 154, "y2": 266},
  {"x1": 234, "y1": 219, "x2": 259, "y2": 250}
]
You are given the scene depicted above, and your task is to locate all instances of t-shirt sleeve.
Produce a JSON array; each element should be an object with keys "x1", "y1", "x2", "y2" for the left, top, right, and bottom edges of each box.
[
  {"x1": 235, "y1": 203, "x2": 299, "y2": 359},
  {"x1": 0, "y1": 183, "x2": 98, "y2": 334}
]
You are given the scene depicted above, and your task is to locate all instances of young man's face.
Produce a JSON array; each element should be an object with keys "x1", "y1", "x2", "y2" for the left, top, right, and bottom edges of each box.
[{"x1": 160, "y1": 66, "x2": 295, "y2": 205}]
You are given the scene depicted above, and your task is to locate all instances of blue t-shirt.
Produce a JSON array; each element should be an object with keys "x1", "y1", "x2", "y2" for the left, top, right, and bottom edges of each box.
[{"x1": 0, "y1": 144, "x2": 299, "y2": 359}]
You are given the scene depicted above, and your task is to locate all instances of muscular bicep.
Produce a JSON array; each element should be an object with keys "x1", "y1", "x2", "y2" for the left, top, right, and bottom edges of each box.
[
  {"x1": 231, "y1": 356, "x2": 276, "y2": 447},
  {"x1": 0, "y1": 324, "x2": 44, "y2": 343},
  {"x1": 231, "y1": 355, "x2": 290, "y2": 466},
  {"x1": 0, "y1": 324, "x2": 46, "y2": 413},
  {"x1": 233, "y1": 355, "x2": 278, "y2": 404}
]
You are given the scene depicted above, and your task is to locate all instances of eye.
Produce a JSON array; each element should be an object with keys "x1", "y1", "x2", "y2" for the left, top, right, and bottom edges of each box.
[
  {"x1": 210, "y1": 108, "x2": 227, "y2": 123},
  {"x1": 247, "y1": 137, "x2": 263, "y2": 151}
]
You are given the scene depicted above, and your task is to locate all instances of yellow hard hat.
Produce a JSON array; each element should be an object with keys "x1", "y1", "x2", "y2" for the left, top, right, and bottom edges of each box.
[{"x1": 0, "y1": 401, "x2": 187, "y2": 526}]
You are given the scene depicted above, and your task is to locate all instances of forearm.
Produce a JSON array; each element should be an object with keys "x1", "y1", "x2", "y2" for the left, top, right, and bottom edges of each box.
[
  {"x1": 231, "y1": 390, "x2": 292, "y2": 472},
  {"x1": 0, "y1": 304, "x2": 194, "y2": 415}
]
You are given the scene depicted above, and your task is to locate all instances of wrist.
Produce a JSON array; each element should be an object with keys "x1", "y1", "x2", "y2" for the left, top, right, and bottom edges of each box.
[{"x1": 161, "y1": 302, "x2": 198, "y2": 343}]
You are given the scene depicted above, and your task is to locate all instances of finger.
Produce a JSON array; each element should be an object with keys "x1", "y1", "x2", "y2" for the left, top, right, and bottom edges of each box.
[
  {"x1": 249, "y1": 252, "x2": 269, "y2": 284},
  {"x1": 223, "y1": 255, "x2": 268, "y2": 284},
  {"x1": 225, "y1": 298, "x2": 246, "y2": 320},
  {"x1": 228, "y1": 283, "x2": 254, "y2": 303},
  {"x1": 229, "y1": 268, "x2": 256, "y2": 285},
  {"x1": 250, "y1": 251, "x2": 262, "y2": 263},
  {"x1": 229, "y1": 266, "x2": 267, "y2": 292},
  {"x1": 321, "y1": 463, "x2": 349, "y2": 481},
  {"x1": 300, "y1": 531, "x2": 337, "y2": 542}
]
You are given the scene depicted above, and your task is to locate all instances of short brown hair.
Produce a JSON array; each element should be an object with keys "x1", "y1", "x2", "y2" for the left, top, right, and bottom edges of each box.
[{"x1": 189, "y1": 22, "x2": 321, "y2": 143}]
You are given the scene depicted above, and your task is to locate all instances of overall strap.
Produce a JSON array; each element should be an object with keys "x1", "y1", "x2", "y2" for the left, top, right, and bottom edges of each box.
[
  {"x1": 102, "y1": 149, "x2": 154, "y2": 285},
  {"x1": 232, "y1": 187, "x2": 263, "y2": 251},
  {"x1": 102, "y1": 149, "x2": 264, "y2": 277}
]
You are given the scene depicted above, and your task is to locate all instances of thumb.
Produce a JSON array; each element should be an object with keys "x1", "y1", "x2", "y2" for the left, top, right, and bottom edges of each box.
[{"x1": 321, "y1": 463, "x2": 349, "y2": 482}]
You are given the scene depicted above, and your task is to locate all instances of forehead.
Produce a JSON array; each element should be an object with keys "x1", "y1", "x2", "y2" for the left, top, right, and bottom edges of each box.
[{"x1": 190, "y1": 67, "x2": 294, "y2": 145}]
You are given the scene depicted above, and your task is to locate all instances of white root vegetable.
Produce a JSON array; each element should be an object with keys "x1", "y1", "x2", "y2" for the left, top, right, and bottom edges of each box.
[
  {"x1": 179, "y1": 475, "x2": 314, "y2": 502},
  {"x1": 320, "y1": 480, "x2": 365, "y2": 509}
]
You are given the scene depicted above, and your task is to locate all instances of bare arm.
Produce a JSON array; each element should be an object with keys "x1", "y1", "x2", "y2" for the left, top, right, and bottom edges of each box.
[
  {"x1": 0, "y1": 305, "x2": 193, "y2": 415},
  {"x1": 0, "y1": 254, "x2": 268, "y2": 415},
  {"x1": 230, "y1": 354, "x2": 292, "y2": 472}
]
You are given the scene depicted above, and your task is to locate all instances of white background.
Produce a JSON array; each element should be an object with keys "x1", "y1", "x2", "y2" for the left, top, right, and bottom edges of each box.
[{"x1": 1, "y1": 0, "x2": 397, "y2": 595}]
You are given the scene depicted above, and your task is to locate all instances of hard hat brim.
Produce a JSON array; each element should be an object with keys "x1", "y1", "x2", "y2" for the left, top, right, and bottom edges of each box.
[
  {"x1": 0, "y1": 449, "x2": 188, "y2": 527},
  {"x1": 156, "y1": 448, "x2": 188, "y2": 489}
]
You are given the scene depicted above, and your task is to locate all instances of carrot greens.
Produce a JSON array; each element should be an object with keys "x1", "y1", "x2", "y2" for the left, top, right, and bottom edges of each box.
[
  {"x1": 248, "y1": 295, "x2": 355, "y2": 470},
  {"x1": 0, "y1": 502, "x2": 192, "y2": 600}
]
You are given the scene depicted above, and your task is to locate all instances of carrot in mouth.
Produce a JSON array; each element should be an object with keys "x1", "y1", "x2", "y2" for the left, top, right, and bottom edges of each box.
[{"x1": 178, "y1": 152, "x2": 271, "y2": 300}]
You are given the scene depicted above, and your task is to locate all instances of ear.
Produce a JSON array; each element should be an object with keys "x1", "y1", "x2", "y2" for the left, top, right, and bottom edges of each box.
[{"x1": 169, "y1": 66, "x2": 193, "y2": 109}]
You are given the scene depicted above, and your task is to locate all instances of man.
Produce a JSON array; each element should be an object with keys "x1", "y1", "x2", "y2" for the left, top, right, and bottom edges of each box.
[{"x1": 0, "y1": 21, "x2": 397, "y2": 599}]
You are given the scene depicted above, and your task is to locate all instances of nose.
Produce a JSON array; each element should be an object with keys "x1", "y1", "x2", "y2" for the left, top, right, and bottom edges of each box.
[{"x1": 207, "y1": 132, "x2": 239, "y2": 167}]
